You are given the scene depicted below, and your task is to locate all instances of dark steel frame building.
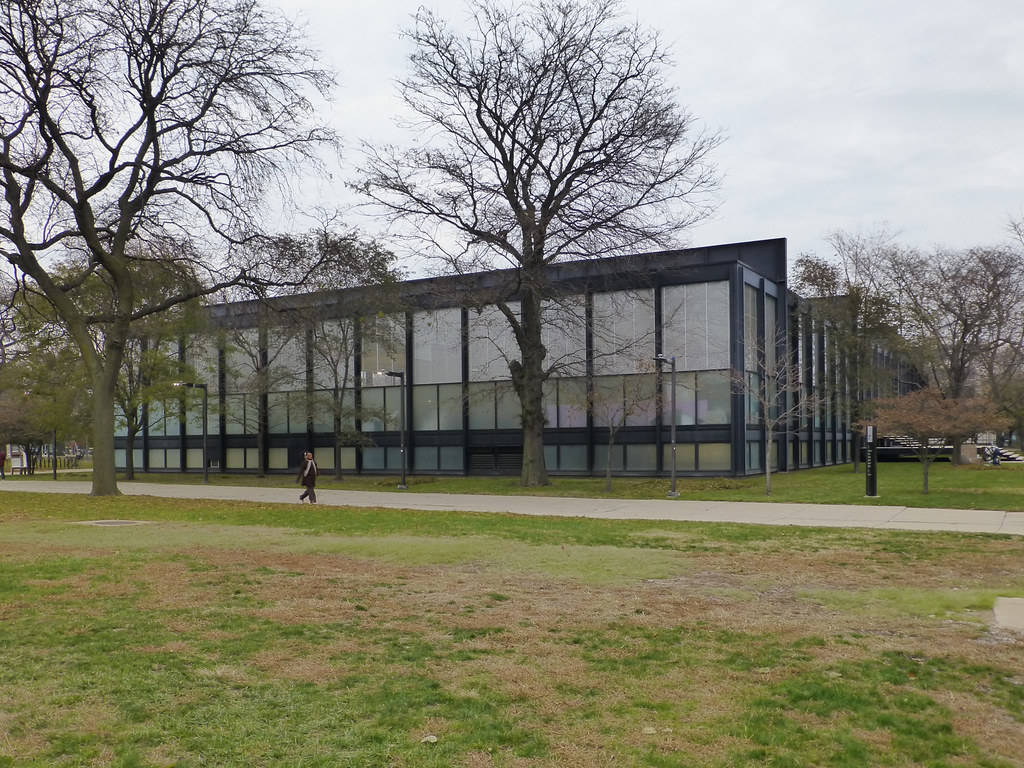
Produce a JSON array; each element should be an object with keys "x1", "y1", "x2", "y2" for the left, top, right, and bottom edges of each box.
[{"x1": 116, "y1": 237, "x2": 899, "y2": 477}]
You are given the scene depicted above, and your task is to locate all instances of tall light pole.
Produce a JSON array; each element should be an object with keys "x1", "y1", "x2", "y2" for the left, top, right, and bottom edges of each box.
[
  {"x1": 383, "y1": 370, "x2": 407, "y2": 489},
  {"x1": 174, "y1": 381, "x2": 208, "y2": 484},
  {"x1": 654, "y1": 354, "x2": 680, "y2": 498}
]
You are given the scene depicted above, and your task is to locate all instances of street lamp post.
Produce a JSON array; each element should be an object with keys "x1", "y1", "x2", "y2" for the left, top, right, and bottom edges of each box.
[
  {"x1": 654, "y1": 354, "x2": 680, "y2": 498},
  {"x1": 383, "y1": 370, "x2": 407, "y2": 489},
  {"x1": 174, "y1": 381, "x2": 208, "y2": 484}
]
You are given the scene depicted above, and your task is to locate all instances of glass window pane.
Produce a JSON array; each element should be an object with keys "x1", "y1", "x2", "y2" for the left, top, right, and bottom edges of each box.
[
  {"x1": 267, "y1": 332, "x2": 306, "y2": 392},
  {"x1": 148, "y1": 449, "x2": 165, "y2": 469},
  {"x1": 224, "y1": 394, "x2": 245, "y2": 435},
  {"x1": 706, "y1": 282, "x2": 731, "y2": 369},
  {"x1": 593, "y1": 290, "x2": 655, "y2": 375},
  {"x1": 624, "y1": 374, "x2": 657, "y2": 427},
  {"x1": 311, "y1": 390, "x2": 334, "y2": 433},
  {"x1": 559, "y1": 445, "x2": 587, "y2": 471},
  {"x1": 412, "y1": 385, "x2": 439, "y2": 431},
  {"x1": 682, "y1": 283, "x2": 708, "y2": 371},
  {"x1": 664, "y1": 443, "x2": 696, "y2": 471},
  {"x1": 385, "y1": 386, "x2": 403, "y2": 431},
  {"x1": 592, "y1": 376, "x2": 623, "y2": 428},
  {"x1": 469, "y1": 303, "x2": 519, "y2": 381},
  {"x1": 245, "y1": 393, "x2": 260, "y2": 434},
  {"x1": 225, "y1": 447, "x2": 245, "y2": 469},
  {"x1": 541, "y1": 297, "x2": 587, "y2": 377},
  {"x1": 744, "y1": 284, "x2": 759, "y2": 372},
  {"x1": 437, "y1": 384, "x2": 463, "y2": 430},
  {"x1": 311, "y1": 319, "x2": 356, "y2": 390},
  {"x1": 626, "y1": 444, "x2": 657, "y2": 471},
  {"x1": 362, "y1": 447, "x2": 385, "y2": 469},
  {"x1": 495, "y1": 382, "x2": 521, "y2": 429},
  {"x1": 699, "y1": 443, "x2": 732, "y2": 471},
  {"x1": 149, "y1": 401, "x2": 165, "y2": 436},
  {"x1": 413, "y1": 308, "x2": 462, "y2": 384},
  {"x1": 594, "y1": 444, "x2": 624, "y2": 472},
  {"x1": 361, "y1": 388, "x2": 384, "y2": 432},
  {"x1": 543, "y1": 380, "x2": 558, "y2": 429},
  {"x1": 268, "y1": 447, "x2": 288, "y2": 469},
  {"x1": 387, "y1": 446, "x2": 405, "y2": 470},
  {"x1": 439, "y1": 446, "x2": 463, "y2": 471},
  {"x1": 361, "y1": 314, "x2": 406, "y2": 388},
  {"x1": 663, "y1": 371, "x2": 696, "y2": 426},
  {"x1": 747, "y1": 440, "x2": 762, "y2": 471},
  {"x1": 697, "y1": 371, "x2": 731, "y2": 424},
  {"x1": 268, "y1": 392, "x2": 288, "y2": 434},
  {"x1": 416, "y1": 446, "x2": 439, "y2": 471},
  {"x1": 558, "y1": 378, "x2": 588, "y2": 428},
  {"x1": 468, "y1": 382, "x2": 495, "y2": 429}
]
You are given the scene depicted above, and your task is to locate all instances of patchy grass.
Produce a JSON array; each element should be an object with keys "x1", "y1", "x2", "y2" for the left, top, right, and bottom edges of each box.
[{"x1": 0, "y1": 494, "x2": 1022, "y2": 767}]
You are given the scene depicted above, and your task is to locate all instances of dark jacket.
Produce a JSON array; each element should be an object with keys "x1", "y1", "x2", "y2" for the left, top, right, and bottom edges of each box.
[{"x1": 297, "y1": 458, "x2": 318, "y2": 487}]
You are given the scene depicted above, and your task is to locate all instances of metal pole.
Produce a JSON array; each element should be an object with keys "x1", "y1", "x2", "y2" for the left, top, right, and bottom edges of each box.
[
  {"x1": 668, "y1": 356, "x2": 679, "y2": 497},
  {"x1": 201, "y1": 383, "x2": 209, "y2": 484},
  {"x1": 398, "y1": 372, "x2": 407, "y2": 489}
]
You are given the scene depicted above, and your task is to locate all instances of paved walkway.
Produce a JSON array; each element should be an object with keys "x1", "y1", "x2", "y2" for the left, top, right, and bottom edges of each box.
[{"x1": 2, "y1": 479, "x2": 1024, "y2": 536}]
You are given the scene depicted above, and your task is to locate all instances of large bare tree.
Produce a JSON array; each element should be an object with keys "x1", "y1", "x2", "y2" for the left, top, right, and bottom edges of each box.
[
  {"x1": 0, "y1": 0, "x2": 336, "y2": 494},
  {"x1": 359, "y1": 0, "x2": 721, "y2": 486}
]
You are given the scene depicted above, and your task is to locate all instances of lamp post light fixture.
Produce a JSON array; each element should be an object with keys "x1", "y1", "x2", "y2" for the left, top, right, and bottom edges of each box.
[
  {"x1": 173, "y1": 381, "x2": 208, "y2": 484},
  {"x1": 654, "y1": 353, "x2": 680, "y2": 498},
  {"x1": 381, "y1": 370, "x2": 408, "y2": 489}
]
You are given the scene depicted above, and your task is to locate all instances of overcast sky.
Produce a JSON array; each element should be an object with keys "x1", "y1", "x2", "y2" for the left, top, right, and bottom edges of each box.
[{"x1": 271, "y1": 0, "x2": 1024, "y2": 271}]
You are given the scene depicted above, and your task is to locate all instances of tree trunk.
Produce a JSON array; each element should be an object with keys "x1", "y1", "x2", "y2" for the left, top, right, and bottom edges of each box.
[
  {"x1": 951, "y1": 436, "x2": 964, "y2": 466},
  {"x1": 514, "y1": 288, "x2": 549, "y2": 487},
  {"x1": 520, "y1": 383, "x2": 548, "y2": 486},
  {"x1": 90, "y1": 374, "x2": 120, "y2": 496},
  {"x1": 333, "y1": 390, "x2": 344, "y2": 480},
  {"x1": 125, "y1": 429, "x2": 137, "y2": 481},
  {"x1": 921, "y1": 456, "x2": 930, "y2": 494},
  {"x1": 605, "y1": 435, "x2": 614, "y2": 493}
]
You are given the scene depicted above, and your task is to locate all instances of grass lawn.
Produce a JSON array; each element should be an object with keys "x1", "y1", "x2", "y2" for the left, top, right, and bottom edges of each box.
[
  {"x1": 16, "y1": 459, "x2": 1024, "y2": 511},
  {"x1": 1, "y1": 492, "x2": 1022, "y2": 767}
]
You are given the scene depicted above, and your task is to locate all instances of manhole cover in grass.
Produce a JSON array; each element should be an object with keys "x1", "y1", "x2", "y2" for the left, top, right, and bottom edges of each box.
[{"x1": 77, "y1": 520, "x2": 149, "y2": 526}]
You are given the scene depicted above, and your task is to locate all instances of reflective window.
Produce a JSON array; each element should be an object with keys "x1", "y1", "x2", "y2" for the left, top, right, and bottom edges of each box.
[
  {"x1": 469, "y1": 303, "x2": 519, "y2": 381},
  {"x1": 468, "y1": 382, "x2": 495, "y2": 429},
  {"x1": 699, "y1": 443, "x2": 732, "y2": 471},
  {"x1": 414, "y1": 308, "x2": 462, "y2": 384},
  {"x1": 697, "y1": 371, "x2": 731, "y2": 424},
  {"x1": 662, "y1": 282, "x2": 730, "y2": 371},
  {"x1": 361, "y1": 315, "x2": 406, "y2": 387},
  {"x1": 541, "y1": 297, "x2": 587, "y2": 377},
  {"x1": 593, "y1": 290, "x2": 655, "y2": 375}
]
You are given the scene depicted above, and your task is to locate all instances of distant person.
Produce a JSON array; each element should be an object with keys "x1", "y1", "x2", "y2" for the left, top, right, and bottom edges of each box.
[
  {"x1": 0, "y1": 445, "x2": 6, "y2": 479},
  {"x1": 297, "y1": 450, "x2": 318, "y2": 504},
  {"x1": 991, "y1": 445, "x2": 1001, "y2": 466}
]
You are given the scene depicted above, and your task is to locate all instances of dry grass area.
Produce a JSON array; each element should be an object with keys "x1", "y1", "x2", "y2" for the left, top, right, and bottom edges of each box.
[{"x1": 0, "y1": 512, "x2": 1022, "y2": 767}]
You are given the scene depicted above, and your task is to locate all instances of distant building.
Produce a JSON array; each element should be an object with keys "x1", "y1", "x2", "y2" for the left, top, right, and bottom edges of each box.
[{"x1": 116, "y1": 237, "x2": 894, "y2": 477}]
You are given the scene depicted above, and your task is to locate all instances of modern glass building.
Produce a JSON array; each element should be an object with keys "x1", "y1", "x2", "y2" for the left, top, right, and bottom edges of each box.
[{"x1": 116, "y1": 237, "x2": 863, "y2": 477}]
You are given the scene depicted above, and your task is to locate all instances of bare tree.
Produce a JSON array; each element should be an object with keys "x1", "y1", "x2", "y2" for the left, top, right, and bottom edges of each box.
[
  {"x1": 882, "y1": 245, "x2": 1024, "y2": 462},
  {"x1": 359, "y1": 0, "x2": 721, "y2": 486},
  {"x1": 591, "y1": 368, "x2": 657, "y2": 492},
  {"x1": 732, "y1": 333, "x2": 815, "y2": 496},
  {"x1": 0, "y1": 0, "x2": 336, "y2": 494}
]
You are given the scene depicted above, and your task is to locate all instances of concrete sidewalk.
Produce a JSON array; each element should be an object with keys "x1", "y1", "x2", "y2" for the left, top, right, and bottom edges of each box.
[{"x1": 2, "y1": 479, "x2": 1024, "y2": 536}]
